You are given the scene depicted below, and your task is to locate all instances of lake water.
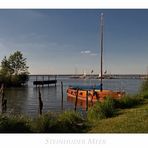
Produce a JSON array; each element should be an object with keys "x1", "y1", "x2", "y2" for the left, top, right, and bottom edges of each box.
[{"x1": 4, "y1": 76, "x2": 143, "y2": 117}]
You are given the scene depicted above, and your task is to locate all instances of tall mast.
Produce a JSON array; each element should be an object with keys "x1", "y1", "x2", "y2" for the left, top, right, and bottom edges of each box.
[{"x1": 100, "y1": 13, "x2": 104, "y2": 91}]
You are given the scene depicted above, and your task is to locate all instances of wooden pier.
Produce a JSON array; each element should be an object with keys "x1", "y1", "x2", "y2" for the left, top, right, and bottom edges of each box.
[{"x1": 33, "y1": 75, "x2": 57, "y2": 87}]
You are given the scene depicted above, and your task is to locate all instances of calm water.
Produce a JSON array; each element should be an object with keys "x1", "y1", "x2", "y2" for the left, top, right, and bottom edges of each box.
[{"x1": 4, "y1": 76, "x2": 143, "y2": 117}]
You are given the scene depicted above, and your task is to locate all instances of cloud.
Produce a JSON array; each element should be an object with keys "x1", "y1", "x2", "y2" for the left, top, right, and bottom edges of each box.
[
  {"x1": 81, "y1": 50, "x2": 91, "y2": 54},
  {"x1": 81, "y1": 50, "x2": 98, "y2": 56}
]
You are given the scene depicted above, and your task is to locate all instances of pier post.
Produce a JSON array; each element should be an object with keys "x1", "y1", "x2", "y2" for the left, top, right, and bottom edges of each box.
[
  {"x1": 36, "y1": 75, "x2": 37, "y2": 87},
  {"x1": 48, "y1": 75, "x2": 50, "y2": 87},
  {"x1": 0, "y1": 84, "x2": 7, "y2": 113},
  {"x1": 38, "y1": 86, "x2": 43, "y2": 115},
  {"x1": 86, "y1": 90, "x2": 88, "y2": 111},
  {"x1": 42, "y1": 75, "x2": 44, "y2": 87},
  {"x1": 74, "y1": 89, "x2": 79, "y2": 111},
  {"x1": 55, "y1": 75, "x2": 57, "y2": 87},
  {"x1": 61, "y1": 81, "x2": 64, "y2": 110}
]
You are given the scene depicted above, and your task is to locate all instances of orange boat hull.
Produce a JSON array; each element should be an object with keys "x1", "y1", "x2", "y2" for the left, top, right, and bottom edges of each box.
[{"x1": 67, "y1": 87, "x2": 124, "y2": 102}]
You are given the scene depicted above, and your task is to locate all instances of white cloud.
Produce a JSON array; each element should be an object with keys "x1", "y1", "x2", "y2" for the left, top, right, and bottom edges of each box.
[{"x1": 81, "y1": 50, "x2": 91, "y2": 54}]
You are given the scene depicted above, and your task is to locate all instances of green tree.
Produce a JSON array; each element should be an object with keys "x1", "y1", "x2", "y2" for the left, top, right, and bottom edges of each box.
[{"x1": 0, "y1": 51, "x2": 29, "y2": 86}]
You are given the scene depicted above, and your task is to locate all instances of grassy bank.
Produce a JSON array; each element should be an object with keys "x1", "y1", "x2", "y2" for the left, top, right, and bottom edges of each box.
[{"x1": 89, "y1": 99, "x2": 148, "y2": 133}]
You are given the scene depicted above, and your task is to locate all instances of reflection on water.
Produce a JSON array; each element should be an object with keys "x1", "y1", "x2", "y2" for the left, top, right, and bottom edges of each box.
[{"x1": 3, "y1": 76, "x2": 143, "y2": 117}]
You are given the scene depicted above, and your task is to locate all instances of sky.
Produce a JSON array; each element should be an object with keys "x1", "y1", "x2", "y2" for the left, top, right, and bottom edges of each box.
[{"x1": 0, "y1": 9, "x2": 148, "y2": 75}]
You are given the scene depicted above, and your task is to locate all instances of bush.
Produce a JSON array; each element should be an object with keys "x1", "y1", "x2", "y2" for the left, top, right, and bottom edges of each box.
[
  {"x1": 141, "y1": 91, "x2": 148, "y2": 99},
  {"x1": 0, "y1": 115, "x2": 32, "y2": 133},
  {"x1": 87, "y1": 98, "x2": 116, "y2": 122},
  {"x1": 57, "y1": 111, "x2": 87, "y2": 133},
  {"x1": 113, "y1": 95, "x2": 143, "y2": 109},
  {"x1": 32, "y1": 112, "x2": 59, "y2": 133},
  {"x1": 141, "y1": 79, "x2": 148, "y2": 93}
]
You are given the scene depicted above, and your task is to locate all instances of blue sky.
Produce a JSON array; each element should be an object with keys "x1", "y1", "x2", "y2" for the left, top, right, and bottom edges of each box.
[{"x1": 0, "y1": 9, "x2": 148, "y2": 74}]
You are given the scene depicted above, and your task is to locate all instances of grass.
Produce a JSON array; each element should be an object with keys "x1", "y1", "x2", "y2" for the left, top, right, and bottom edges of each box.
[
  {"x1": 0, "y1": 111, "x2": 88, "y2": 133},
  {"x1": 89, "y1": 99, "x2": 148, "y2": 133},
  {"x1": 113, "y1": 95, "x2": 143, "y2": 109},
  {"x1": 87, "y1": 98, "x2": 116, "y2": 122},
  {"x1": 0, "y1": 114, "x2": 32, "y2": 133}
]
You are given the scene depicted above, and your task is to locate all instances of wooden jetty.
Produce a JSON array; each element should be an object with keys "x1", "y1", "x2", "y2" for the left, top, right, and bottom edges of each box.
[{"x1": 33, "y1": 75, "x2": 57, "y2": 87}]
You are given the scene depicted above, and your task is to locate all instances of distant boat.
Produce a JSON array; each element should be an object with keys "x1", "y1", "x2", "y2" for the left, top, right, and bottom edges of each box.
[{"x1": 67, "y1": 13, "x2": 124, "y2": 103}]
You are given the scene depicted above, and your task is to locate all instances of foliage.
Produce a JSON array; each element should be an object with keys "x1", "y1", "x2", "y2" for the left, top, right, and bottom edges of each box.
[
  {"x1": 113, "y1": 95, "x2": 143, "y2": 109},
  {"x1": 140, "y1": 79, "x2": 148, "y2": 93},
  {"x1": 0, "y1": 115, "x2": 32, "y2": 133},
  {"x1": 32, "y1": 113, "x2": 59, "y2": 133},
  {"x1": 0, "y1": 51, "x2": 29, "y2": 86},
  {"x1": 89, "y1": 100, "x2": 148, "y2": 133},
  {"x1": 87, "y1": 98, "x2": 116, "y2": 122},
  {"x1": 57, "y1": 111, "x2": 87, "y2": 133}
]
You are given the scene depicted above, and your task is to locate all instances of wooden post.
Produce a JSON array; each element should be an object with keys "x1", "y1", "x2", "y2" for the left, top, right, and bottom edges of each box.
[
  {"x1": 36, "y1": 75, "x2": 37, "y2": 87},
  {"x1": 0, "y1": 84, "x2": 7, "y2": 113},
  {"x1": 74, "y1": 89, "x2": 79, "y2": 111},
  {"x1": 48, "y1": 75, "x2": 50, "y2": 87},
  {"x1": 61, "y1": 81, "x2": 64, "y2": 110},
  {"x1": 86, "y1": 90, "x2": 88, "y2": 111},
  {"x1": 55, "y1": 75, "x2": 57, "y2": 87},
  {"x1": 38, "y1": 86, "x2": 43, "y2": 115},
  {"x1": 42, "y1": 75, "x2": 44, "y2": 87}
]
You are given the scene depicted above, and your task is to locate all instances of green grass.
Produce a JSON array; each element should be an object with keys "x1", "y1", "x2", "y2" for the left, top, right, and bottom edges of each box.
[
  {"x1": 0, "y1": 111, "x2": 88, "y2": 133},
  {"x1": 113, "y1": 95, "x2": 143, "y2": 109},
  {"x1": 87, "y1": 98, "x2": 116, "y2": 122},
  {"x1": 89, "y1": 100, "x2": 148, "y2": 133},
  {"x1": 0, "y1": 114, "x2": 32, "y2": 133}
]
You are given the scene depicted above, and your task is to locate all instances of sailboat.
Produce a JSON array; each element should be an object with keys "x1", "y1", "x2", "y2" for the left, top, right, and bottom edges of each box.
[{"x1": 67, "y1": 13, "x2": 124, "y2": 102}]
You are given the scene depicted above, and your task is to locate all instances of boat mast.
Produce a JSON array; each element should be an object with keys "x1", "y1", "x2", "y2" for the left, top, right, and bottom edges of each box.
[{"x1": 100, "y1": 13, "x2": 104, "y2": 91}]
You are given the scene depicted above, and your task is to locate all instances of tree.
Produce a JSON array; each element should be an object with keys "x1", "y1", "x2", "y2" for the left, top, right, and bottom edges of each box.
[{"x1": 0, "y1": 51, "x2": 29, "y2": 86}]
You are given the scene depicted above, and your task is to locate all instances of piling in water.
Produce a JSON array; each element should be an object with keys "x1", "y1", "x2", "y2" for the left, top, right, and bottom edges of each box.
[
  {"x1": 74, "y1": 89, "x2": 79, "y2": 111},
  {"x1": 0, "y1": 84, "x2": 7, "y2": 113},
  {"x1": 86, "y1": 90, "x2": 88, "y2": 111},
  {"x1": 38, "y1": 86, "x2": 43, "y2": 115},
  {"x1": 61, "y1": 81, "x2": 64, "y2": 110}
]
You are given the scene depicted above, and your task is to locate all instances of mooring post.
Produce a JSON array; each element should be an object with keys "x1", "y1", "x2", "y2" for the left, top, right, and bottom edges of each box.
[
  {"x1": 36, "y1": 75, "x2": 37, "y2": 87},
  {"x1": 48, "y1": 75, "x2": 50, "y2": 87},
  {"x1": 74, "y1": 89, "x2": 79, "y2": 111},
  {"x1": 42, "y1": 75, "x2": 44, "y2": 87},
  {"x1": 0, "y1": 84, "x2": 7, "y2": 113},
  {"x1": 55, "y1": 75, "x2": 57, "y2": 87},
  {"x1": 38, "y1": 86, "x2": 43, "y2": 115},
  {"x1": 61, "y1": 81, "x2": 64, "y2": 110},
  {"x1": 86, "y1": 90, "x2": 88, "y2": 111}
]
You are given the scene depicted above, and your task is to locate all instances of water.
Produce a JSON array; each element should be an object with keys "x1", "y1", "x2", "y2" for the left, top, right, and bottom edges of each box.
[{"x1": 4, "y1": 76, "x2": 143, "y2": 117}]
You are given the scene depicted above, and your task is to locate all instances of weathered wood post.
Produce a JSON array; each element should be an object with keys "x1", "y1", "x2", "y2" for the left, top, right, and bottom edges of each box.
[
  {"x1": 36, "y1": 75, "x2": 37, "y2": 87},
  {"x1": 55, "y1": 75, "x2": 57, "y2": 87},
  {"x1": 86, "y1": 90, "x2": 88, "y2": 111},
  {"x1": 74, "y1": 89, "x2": 79, "y2": 111},
  {"x1": 0, "y1": 84, "x2": 7, "y2": 113},
  {"x1": 42, "y1": 75, "x2": 44, "y2": 87},
  {"x1": 48, "y1": 75, "x2": 50, "y2": 87},
  {"x1": 61, "y1": 81, "x2": 64, "y2": 110},
  {"x1": 38, "y1": 86, "x2": 43, "y2": 115}
]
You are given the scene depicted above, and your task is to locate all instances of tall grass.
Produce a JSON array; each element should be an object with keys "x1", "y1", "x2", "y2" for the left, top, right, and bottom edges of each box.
[
  {"x1": 113, "y1": 95, "x2": 143, "y2": 109},
  {"x1": 0, "y1": 111, "x2": 88, "y2": 133},
  {"x1": 0, "y1": 114, "x2": 32, "y2": 133},
  {"x1": 140, "y1": 79, "x2": 148, "y2": 99},
  {"x1": 57, "y1": 111, "x2": 88, "y2": 133},
  {"x1": 87, "y1": 98, "x2": 116, "y2": 122},
  {"x1": 32, "y1": 112, "x2": 59, "y2": 133}
]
